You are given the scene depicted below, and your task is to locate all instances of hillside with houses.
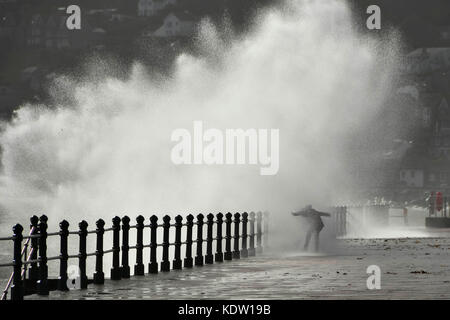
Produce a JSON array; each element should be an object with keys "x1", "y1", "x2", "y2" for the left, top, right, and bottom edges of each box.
[{"x1": 0, "y1": 0, "x2": 245, "y2": 115}]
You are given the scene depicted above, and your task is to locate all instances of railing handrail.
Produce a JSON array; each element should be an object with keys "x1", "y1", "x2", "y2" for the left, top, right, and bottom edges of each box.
[{"x1": 1, "y1": 226, "x2": 36, "y2": 300}]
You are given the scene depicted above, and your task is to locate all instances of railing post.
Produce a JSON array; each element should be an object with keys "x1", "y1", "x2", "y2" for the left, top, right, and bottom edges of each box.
[
  {"x1": 195, "y1": 214, "x2": 204, "y2": 266},
  {"x1": 336, "y1": 207, "x2": 341, "y2": 236},
  {"x1": 263, "y1": 211, "x2": 269, "y2": 249},
  {"x1": 57, "y1": 220, "x2": 69, "y2": 291},
  {"x1": 94, "y1": 219, "x2": 105, "y2": 284},
  {"x1": 224, "y1": 212, "x2": 233, "y2": 260},
  {"x1": 161, "y1": 215, "x2": 171, "y2": 272},
  {"x1": 121, "y1": 216, "x2": 130, "y2": 278},
  {"x1": 248, "y1": 212, "x2": 256, "y2": 256},
  {"x1": 241, "y1": 212, "x2": 248, "y2": 258},
  {"x1": 256, "y1": 211, "x2": 263, "y2": 253},
  {"x1": 37, "y1": 215, "x2": 49, "y2": 295},
  {"x1": 342, "y1": 206, "x2": 347, "y2": 236},
  {"x1": 11, "y1": 224, "x2": 24, "y2": 300},
  {"x1": 78, "y1": 220, "x2": 88, "y2": 289},
  {"x1": 110, "y1": 216, "x2": 122, "y2": 280},
  {"x1": 184, "y1": 214, "x2": 194, "y2": 268},
  {"x1": 233, "y1": 213, "x2": 241, "y2": 259},
  {"x1": 28, "y1": 215, "x2": 39, "y2": 281},
  {"x1": 445, "y1": 197, "x2": 450, "y2": 217},
  {"x1": 215, "y1": 213, "x2": 224, "y2": 262},
  {"x1": 334, "y1": 206, "x2": 338, "y2": 236},
  {"x1": 205, "y1": 213, "x2": 214, "y2": 264},
  {"x1": 148, "y1": 215, "x2": 158, "y2": 274},
  {"x1": 134, "y1": 215, "x2": 145, "y2": 276},
  {"x1": 173, "y1": 215, "x2": 183, "y2": 270},
  {"x1": 442, "y1": 198, "x2": 445, "y2": 217}
]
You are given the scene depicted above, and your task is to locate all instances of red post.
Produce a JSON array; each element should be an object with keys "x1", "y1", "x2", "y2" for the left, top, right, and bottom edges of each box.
[{"x1": 436, "y1": 192, "x2": 443, "y2": 215}]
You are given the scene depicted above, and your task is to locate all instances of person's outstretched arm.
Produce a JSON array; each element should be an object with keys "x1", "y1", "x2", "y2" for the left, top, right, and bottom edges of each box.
[
  {"x1": 312, "y1": 209, "x2": 331, "y2": 217},
  {"x1": 291, "y1": 211, "x2": 307, "y2": 217}
]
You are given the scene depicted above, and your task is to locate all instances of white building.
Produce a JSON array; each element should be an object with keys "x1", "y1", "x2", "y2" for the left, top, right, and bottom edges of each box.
[
  {"x1": 153, "y1": 12, "x2": 197, "y2": 37},
  {"x1": 138, "y1": 0, "x2": 177, "y2": 17}
]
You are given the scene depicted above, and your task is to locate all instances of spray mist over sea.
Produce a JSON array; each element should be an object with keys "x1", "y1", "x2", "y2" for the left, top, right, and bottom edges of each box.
[{"x1": 0, "y1": 0, "x2": 400, "y2": 230}]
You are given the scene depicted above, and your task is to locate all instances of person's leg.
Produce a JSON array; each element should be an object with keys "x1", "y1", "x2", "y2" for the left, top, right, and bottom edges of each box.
[
  {"x1": 314, "y1": 231, "x2": 320, "y2": 252},
  {"x1": 304, "y1": 229, "x2": 312, "y2": 250}
]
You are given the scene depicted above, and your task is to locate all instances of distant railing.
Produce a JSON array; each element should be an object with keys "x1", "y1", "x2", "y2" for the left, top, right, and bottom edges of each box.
[
  {"x1": 334, "y1": 206, "x2": 347, "y2": 237},
  {"x1": 0, "y1": 212, "x2": 269, "y2": 300}
]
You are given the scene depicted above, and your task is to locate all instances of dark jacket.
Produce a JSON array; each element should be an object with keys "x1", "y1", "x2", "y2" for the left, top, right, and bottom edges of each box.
[{"x1": 292, "y1": 208, "x2": 331, "y2": 231}]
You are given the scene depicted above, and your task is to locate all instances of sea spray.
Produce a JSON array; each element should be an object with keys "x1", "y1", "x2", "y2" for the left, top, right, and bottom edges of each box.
[{"x1": 0, "y1": 0, "x2": 399, "y2": 254}]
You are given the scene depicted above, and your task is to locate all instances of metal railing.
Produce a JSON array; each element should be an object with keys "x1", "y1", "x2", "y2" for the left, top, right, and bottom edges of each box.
[
  {"x1": 0, "y1": 211, "x2": 269, "y2": 300},
  {"x1": 334, "y1": 206, "x2": 347, "y2": 237},
  {"x1": 0, "y1": 225, "x2": 37, "y2": 300}
]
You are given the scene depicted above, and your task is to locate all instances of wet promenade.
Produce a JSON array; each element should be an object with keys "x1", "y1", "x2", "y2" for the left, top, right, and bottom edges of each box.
[{"x1": 27, "y1": 236, "x2": 450, "y2": 300}]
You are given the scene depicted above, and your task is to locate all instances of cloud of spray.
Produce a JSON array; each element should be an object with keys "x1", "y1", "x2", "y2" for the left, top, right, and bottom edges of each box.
[{"x1": 0, "y1": 0, "x2": 399, "y2": 229}]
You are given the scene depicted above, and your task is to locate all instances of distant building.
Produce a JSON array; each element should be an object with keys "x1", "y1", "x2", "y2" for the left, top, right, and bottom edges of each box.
[
  {"x1": 44, "y1": 14, "x2": 70, "y2": 49},
  {"x1": 396, "y1": 85, "x2": 419, "y2": 100},
  {"x1": 138, "y1": 0, "x2": 177, "y2": 17},
  {"x1": 0, "y1": 11, "x2": 17, "y2": 39},
  {"x1": 426, "y1": 161, "x2": 450, "y2": 190},
  {"x1": 430, "y1": 97, "x2": 450, "y2": 160},
  {"x1": 398, "y1": 163, "x2": 450, "y2": 190},
  {"x1": 395, "y1": 144, "x2": 450, "y2": 197},
  {"x1": 19, "y1": 9, "x2": 94, "y2": 50},
  {"x1": 416, "y1": 94, "x2": 450, "y2": 156},
  {"x1": 383, "y1": 140, "x2": 413, "y2": 161},
  {"x1": 405, "y1": 47, "x2": 450, "y2": 75},
  {"x1": 0, "y1": 84, "x2": 19, "y2": 118},
  {"x1": 399, "y1": 167, "x2": 424, "y2": 188},
  {"x1": 153, "y1": 12, "x2": 197, "y2": 37},
  {"x1": 419, "y1": 93, "x2": 445, "y2": 129},
  {"x1": 20, "y1": 66, "x2": 43, "y2": 92},
  {"x1": 141, "y1": 17, "x2": 165, "y2": 37},
  {"x1": 438, "y1": 26, "x2": 450, "y2": 41},
  {"x1": 25, "y1": 13, "x2": 44, "y2": 46}
]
